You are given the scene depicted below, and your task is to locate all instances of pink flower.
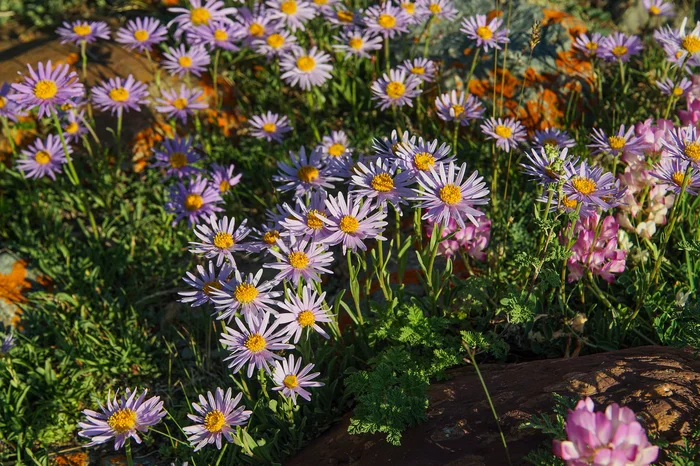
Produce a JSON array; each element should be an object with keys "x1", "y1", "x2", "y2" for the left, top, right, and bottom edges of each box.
[
  {"x1": 616, "y1": 163, "x2": 674, "y2": 239},
  {"x1": 679, "y1": 99, "x2": 700, "y2": 128},
  {"x1": 564, "y1": 214, "x2": 627, "y2": 283},
  {"x1": 424, "y1": 217, "x2": 491, "y2": 261},
  {"x1": 553, "y1": 397, "x2": 658, "y2": 466},
  {"x1": 633, "y1": 118, "x2": 673, "y2": 158}
]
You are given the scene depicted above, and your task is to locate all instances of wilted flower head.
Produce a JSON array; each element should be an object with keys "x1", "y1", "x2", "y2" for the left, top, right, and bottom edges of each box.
[
  {"x1": 56, "y1": 20, "x2": 111, "y2": 45},
  {"x1": 183, "y1": 388, "x2": 251, "y2": 451}
]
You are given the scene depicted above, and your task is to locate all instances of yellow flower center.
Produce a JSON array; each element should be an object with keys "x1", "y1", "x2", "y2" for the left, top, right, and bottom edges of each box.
[
  {"x1": 234, "y1": 283, "x2": 259, "y2": 304},
  {"x1": 572, "y1": 177, "x2": 597, "y2": 195},
  {"x1": 429, "y1": 3, "x2": 441, "y2": 13},
  {"x1": 337, "y1": 10, "x2": 354, "y2": 23},
  {"x1": 386, "y1": 81, "x2": 406, "y2": 99},
  {"x1": 476, "y1": 26, "x2": 493, "y2": 40},
  {"x1": 608, "y1": 136, "x2": 626, "y2": 150},
  {"x1": 184, "y1": 193, "x2": 204, "y2": 211},
  {"x1": 204, "y1": 410, "x2": 226, "y2": 432},
  {"x1": 203, "y1": 280, "x2": 221, "y2": 295},
  {"x1": 65, "y1": 121, "x2": 79, "y2": 134},
  {"x1": 267, "y1": 33, "x2": 285, "y2": 48},
  {"x1": 371, "y1": 172, "x2": 395, "y2": 192},
  {"x1": 494, "y1": 125, "x2": 512, "y2": 138},
  {"x1": 672, "y1": 171, "x2": 686, "y2": 186},
  {"x1": 179, "y1": 56, "x2": 193, "y2": 68},
  {"x1": 283, "y1": 374, "x2": 299, "y2": 388},
  {"x1": 35, "y1": 150, "x2": 51, "y2": 165},
  {"x1": 34, "y1": 80, "x2": 58, "y2": 100},
  {"x1": 263, "y1": 230, "x2": 280, "y2": 244},
  {"x1": 314, "y1": 0, "x2": 328, "y2": 4},
  {"x1": 586, "y1": 41, "x2": 598, "y2": 51},
  {"x1": 281, "y1": 0, "x2": 298, "y2": 14},
  {"x1": 683, "y1": 35, "x2": 700, "y2": 54},
  {"x1": 219, "y1": 180, "x2": 230, "y2": 192},
  {"x1": 134, "y1": 29, "x2": 149, "y2": 42},
  {"x1": 0, "y1": 96, "x2": 6, "y2": 108},
  {"x1": 169, "y1": 152, "x2": 188, "y2": 168},
  {"x1": 109, "y1": 87, "x2": 130, "y2": 102},
  {"x1": 349, "y1": 37, "x2": 364, "y2": 49},
  {"x1": 213, "y1": 231, "x2": 234, "y2": 249},
  {"x1": 288, "y1": 251, "x2": 310, "y2": 269},
  {"x1": 172, "y1": 97, "x2": 189, "y2": 110},
  {"x1": 676, "y1": 50, "x2": 684, "y2": 59},
  {"x1": 673, "y1": 86, "x2": 684, "y2": 97},
  {"x1": 73, "y1": 24, "x2": 92, "y2": 36},
  {"x1": 451, "y1": 104, "x2": 464, "y2": 117},
  {"x1": 107, "y1": 409, "x2": 137, "y2": 434},
  {"x1": 296, "y1": 56, "x2": 316, "y2": 72},
  {"x1": 411, "y1": 66, "x2": 425, "y2": 75},
  {"x1": 401, "y1": 2, "x2": 415, "y2": 14},
  {"x1": 649, "y1": 5, "x2": 661, "y2": 14},
  {"x1": 214, "y1": 29, "x2": 228, "y2": 41},
  {"x1": 244, "y1": 333, "x2": 266, "y2": 352},
  {"x1": 249, "y1": 23, "x2": 264, "y2": 36},
  {"x1": 562, "y1": 195, "x2": 577, "y2": 209},
  {"x1": 439, "y1": 184, "x2": 461, "y2": 205},
  {"x1": 60, "y1": 102, "x2": 75, "y2": 111},
  {"x1": 297, "y1": 310, "x2": 316, "y2": 327},
  {"x1": 263, "y1": 122, "x2": 277, "y2": 133},
  {"x1": 413, "y1": 152, "x2": 435, "y2": 171},
  {"x1": 306, "y1": 209, "x2": 327, "y2": 230},
  {"x1": 611, "y1": 45, "x2": 628, "y2": 57},
  {"x1": 191, "y1": 7, "x2": 211, "y2": 26},
  {"x1": 327, "y1": 143, "x2": 345, "y2": 157},
  {"x1": 684, "y1": 141, "x2": 700, "y2": 161},
  {"x1": 339, "y1": 215, "x2": 359, "y2": 233},
  {"x1": 297, "y1": 165, "x2": 319, "y2": 182},
  {"x1": 378, "y1": 14, "x2": 397, "y2": 29}
]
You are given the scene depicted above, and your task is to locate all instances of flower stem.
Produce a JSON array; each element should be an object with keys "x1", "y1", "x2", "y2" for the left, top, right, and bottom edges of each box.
[
  {"x1": 384, "y1": 37, "x2": 390, "y2": 73},
  {"x1": 465, "y1": 48, "x2": 481, "y2": 88},
  {"x1": 125, "y1": 439, "x2": 134, "y2": 466},
  {"x1": 422, "y1": 17, "x2": 434, "y2": 58},
  {"x1": 80, "y1": 41, "x2": 88, "y2": 81},
  {"x1": 452, "y1": 122, "x2": 459, "y2": 156},
  {"x1": 213, "y1": 48, "x2": 221, "y2": 110},
  {"x1": 1, "y1": 116, "x2": 17, "y2": 157}
]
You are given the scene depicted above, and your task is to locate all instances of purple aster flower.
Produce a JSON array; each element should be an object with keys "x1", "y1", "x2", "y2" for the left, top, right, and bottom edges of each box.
[
  {"x1": 599, "y1": 32, "x2": 643, "y2": 63},
  {"x1": 247, "y1": 224, "x2": 283, "y2": 255},
  {"x1": 61, "y1": 109, "x2": 88, "y2": 144},
  {"x1": 364, "y1": 3, "x2": 410, "y2": 39},
  {"x1": 91, "y1": 75, "x2": 149, "y2": 117},
  {"x1": 220, "y1": 313, "x2": 294, "y2": 377},
  {"x1": 190, "y1": 214, "x2": 251, "y2": 266},
  {"x1": 0, "y1": 82, "x2": 24, "y2": 122},
  {"x1": 189, "y1": 20, "x2": 241, "y2": 51},
  {"x1": 373, "y1": 129, "x2": 417, "y2": 159},
  {"x1": 152, "y1": 135, "x2": 202, "y2": 179},
  {"x1": 654, "y1": 26, "x2": 690, "y2": 68},
  {"x1": 321, "y1": 191, "x2": 387, "y2": 254},
  {"x1": 10, "y1": 61, "x2": 84, "y2": 119},
  {"x1": 532, "y1": 128, "x2": 576, "y2": 151},
  {"x1": 656, "y1": 77, "x2": 692, "y2": 97},
  {"x1": 317, "y1": 130, "x2": 353, "y2": 161},
  {"x1": 562, "y1": 161, "x2": 617, "y2": 210},
  {"x1": 264, "y1": 235, "x2": 334, "y2": 285},
  {"x1": 211, "y1": 163, "x2": 242, "y2": 194},
  {"x1": 272, "y1": 355, "x2": 324, "y2": 404},
  {"x1": 280, "y1": 47, "x2": 333, "y2": 90},
  {"x1": 276, "y1": 286, "x2": 332, "y2": 343},
  {"x1": 249, "y1": 111, "x2": 292, "y2": 143},
  {"x1": 589, "y1": 125, "x2": 648, "y2": 157},
  {"x1": 332, "y1": 28, "x2": 383, "y2": 59},
  {"x1": 163, "y1": 44, "x2": 211, "y2": 78},
  {"x1": 16, "y1": 134, "x2": 69, "y2": 180},
  {"x1": 168, "y1": 0, "x2": 237, "y2": 40},
  {"x1": 183, "y1": 388, "x2": 251, "y2": 452},
  {"x1": 179, "y1": 261, "x2": 233, "y2": 307},
  {"x1": 673, "y1": 18, "x2": 700, "y2": 65},
  {"x1": 350, "y1": 158, "x2": 414, "y2": 213},
  {"x1": 395, "y1": 137, "x2": 454, "y2": 177},
  {"x1": 166, "y1": 175, "x2": 223, "y2": 226},
  {"x1": 398, "y1": 57, "x2": 437, "y2": 83},
  {"x1": 56, "y1": 20, "x2": 110, "y2": 46},
  {"x1": 644, "y1": 0, "x2": 674, "y2": 18},
  {"x1": 266, "y1": 0, "x2": 316, "y2": 32},
  {"x1": 544, "y1": 191, "x2": 597, "y2": 218},
  {"x1": 521, "y1": 147, "x2": 577, "y2": 185},
  {"x1": 273, "y1": 146, "x2": 341, "y2": 196},
  {"x1": 480, "y1": 117, "x2": 527, "y2": 152},
  {"x1": 460, "y1": 15, "x2": 509, "y2": 52},
  {"x1": 663, "y1": 125, "x2": 700, "y2": 165},
  {"x1": 652, "y1": 158, "x2": 700, "y2": 195},
  {"x1": 573, "y1": 32, "x2": 602, "y2": 57},
  {"x1": 435, "y1": 90, "x2": 484, "y2": 125},
  {"x1": 413, "y1": 161, "x2": 489, "y2": 229},
  {"x1": 155, "y1": 85, "x2": 208, "y2": 124},
  {"x1": 115, "y1": 17, "x2": 168, "y2": 52},
  {"x1": 253, "y1": 30, "x2": 300, "y2": 59},
  {"x1": 279, "y1": 191, "x2": 333, "y2": 241},
  {"x1": 78, "y1": 389, "x2": 166, "y2": 450},
  {"x1": 234, "y1": 6, "x2": 278, "y2": 45},
  {"x1": 371, "y1": 69, "x2": 422, "y2": 110},
  {"x1": 417, "y1": 0, "x2": 456, "y2": 20},
  {"x1": 324, "y1": 5, "x2": 362, "y2": 28},
  {"x1": 1, "y1": 332, "x2": 14, "y2": 354},
  {"x1": 211, "y1": 269, "x2": 281, "y2": 323}
]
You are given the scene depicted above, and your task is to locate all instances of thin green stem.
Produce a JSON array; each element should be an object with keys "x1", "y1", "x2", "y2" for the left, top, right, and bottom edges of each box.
[
  {"x1": 384, "y1": 37, "x2": 390, "y2": 73},
  {"x1": 125, "y1": 439, "x2": 134, "y2": 466},
  {"x1": 80, "y1": 41, "x2": 88, "y2": 81},
  {"x1": 465, "y1": 48, "x2": 481, "y2": 88},
  {"x1": 422, "y1": 17, "x2": 434, "y2": 58},
  {"x1": 213, "y1": 48, "x2": 221, "y2": 110}
]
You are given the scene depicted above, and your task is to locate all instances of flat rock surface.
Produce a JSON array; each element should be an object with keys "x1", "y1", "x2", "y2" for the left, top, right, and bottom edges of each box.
[{"x1": 288, "y1": 346, "x2": 700, "y2": 466}]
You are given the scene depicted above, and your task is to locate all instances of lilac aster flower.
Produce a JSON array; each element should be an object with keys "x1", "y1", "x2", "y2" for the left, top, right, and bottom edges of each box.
[
  {"x1": 190, "y1": 214, "x2": 251, "y2": 266},
  {"x1": 652, "y1": 158, "x2": 700, "y2": 195},
  {"x1": 211, "y1": 163, "x2": 242, "y2": 194},
  {"x1": 189, "y1": 20, "x2": 241, "y2": 51},
  {"x1": 155, "y1": 85, "x2": 208, "y2": 123},
  {"x1": 62, "y1": 110, "x2": 88, "y2": 144},
  {"x1": 56, "y1": 20, "x2": 110, "y2": 45},
  {"x1": 644, "y1": 0, "x2": 674, "y2": 17},
  {"x1": 656, "y1": 77, "x2": 692, "y2": 97},
  {"x1": 78, "y1": 389, "x2": 166, "y2": 450},
  {"x1": 1, "y1": 332, "x2": 14, "y2": 354},
  {"x1": 317, "y1": 130, "x2": 353, "y2": 161},
  {"x1": 16, "y1": 134, "x2": 68, "y2": 180},
  {"x1": 211, "y1": 269, "x2": 281, "y2": 323},
  {"x1": 220, "y1": 313, "x2": 294, "y2": 377},
  {"x1": 350, "y1": 158, "x2": 414, "y2": 213},
  {"x1": 417, "y1": 0, "x2": 456, "y2": 20},
  {"x1": 654, "y1": 26, "x2": 690, "y2": 68},
  {"x1": 395, "y1": 137, "x2": 454, "y2": 177},
  {"x1": 532, "y1": 128, "x2": 576, "y2": 151},
  {"x1": 325, "y1": 5, "x2": 362, "y2": 28},
  {"x1": 332, "y1": 28, "x2": 383, "y2": 59},
  {"x1": 599, "y1": 32, "x2": 643, "y2": 63},
  {"x1": 235, "y1": 6, "x2": 278, "y2": 45},
  {"x1": 460, "y1": 15, "x2": 509, "y2": 52},
  {"x1": 435, "y1": 90, "x2": 484, "y2": 125},
  {"x1": 276, "y1": 286, "x2": 332, "y2": 342},
  {"x1": 371, "y1": 69, "x2": 422, "y2": 110},
  {"x1": 279, "y1": 191, "x2": 333, "y2": 241},
  {"x1": 247, "y1": 224, "x2": 283, "y2": 254},
  {"x1": 163, "y1": 44, "x2": 211, "y2": 78},
  {"x1": 272, "y1": 355, "x2": 323, "y2": 404},
  {"x1": 553, "y1": 397, "x2": 659, "y2": 466},
  {"x1": 273, "y1": 146, "x2": 341, "y2": 195},
  {"x1": 321, "y1": 191, "x2": 387, "y2": 254},
  {"x1": 184, "y1": 388, "x2": 251, "y2": 452},
  {"x1": 166, "y1": 175, "x2": 223, "y2": 226},
  {"x1": 249, "y1": 111, "x2": 292, "y2": 143},
  {"x1": 562, "y1": 161, "x2": 617, "y2": 210},
  {"x1": 267, "y1": 0, "x2": 316, "y2": 32},
  {"x1": 152, "y1": 135, "x2": 202, "y2": 179},
  {"x1": 364, "y1": 3, "x2": 409, "y2": 38},
  {"x1": 413, "y1": 162, "x2": 489, "y2": 229},
  {"x1": 168, "y1": 0, "x2": 237, "y2": 40},
  {"x1": 673, "y1": 18, "x2": 700, "y2": 64},
  {"x1": 663, "y1": 125, "x2": 700, "y2": 165},
  {"x1": 398, "y1": 57, "x2": 437, "y2": 83},
  {"x1": 480, "y1": 117, "x2": 527, "y2": 152},
  {"x1": 521, "y1": 147, "x2": 577, "y2": 185},
  {"x1": 115, "y1": 17, "x2": 168, "y2": 52},
  {"x1": 91, "y1": 75, "x2": 149, "y2": 117},
  {"x1": 573, "y1": 32, "x2": 602, "y2": 57},
  {"x1": 264, "y1": 235, "x2": 334, "y2": 285},
  {"x1": 373, "y1": 129, "x2": 417, "y2": 158},
  {"x1": 253, "y1": 30, "x2": 300, "y2": 59},
  {"x1": 0, "y1": 82, "x2": 24, "y2": 122},
  {"x1": 179, "y1": 261, "x2": 233, "y2": 307},
  {"x1": 10, "y1": 61, "x2": 84, "y2": 119},
  {"x1": 280, "y1": 47, "x2": 333, "y2": 90},
  {"x1": 545, "y1": 191, "x2": 597, "y2": 218},
  {"x1": 589, "y1": 125, "x2": 647, "y2": 157}
]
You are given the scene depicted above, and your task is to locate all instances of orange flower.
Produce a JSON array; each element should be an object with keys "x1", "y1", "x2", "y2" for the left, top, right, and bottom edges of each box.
[{"x1": 0, "y1": 260, "x2": 32, "y2": 306}]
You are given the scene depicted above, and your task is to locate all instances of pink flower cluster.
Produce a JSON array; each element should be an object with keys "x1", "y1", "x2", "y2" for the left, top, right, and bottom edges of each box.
[
  {"x1": 553, "y1": 397, "x2": 658, "y2": 466},
  {"x1": 565, "y1": 214, "x2": 626, "y2": 283},
  {"x1": 424, "y1": 217, "x2": 491, "y2": 261}
]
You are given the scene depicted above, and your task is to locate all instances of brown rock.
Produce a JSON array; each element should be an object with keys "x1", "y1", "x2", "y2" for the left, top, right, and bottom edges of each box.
[{"x1": 287, "y1": 346, "x2": 700, "y2": 466}]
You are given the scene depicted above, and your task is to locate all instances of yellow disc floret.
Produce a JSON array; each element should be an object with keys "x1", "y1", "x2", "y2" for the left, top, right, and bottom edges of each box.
[
  {"x1": 371, "y1": 172, "x2": 395, "y2": 192},
  {"x1": 213, "y1": 231, "x2": 234, "y2": 249},
  {"x1": 439, "y1": 184, "x2": 461, "y2": 205},
  {"x1": 107, "y1": 409, "x2": 137, "y2": 434},
  {"x1": 244, "y1": 334, "x2": 266, "y2": 352},
  {"x1": 288, "y1": 251, "x2": 310, "y2": 269},
  {"x1": 235, "y1": 283, "x2": 259, "y2": 304},
  {"x1": 204, "y1": 410, "x2": 226, "y2": 432}
]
